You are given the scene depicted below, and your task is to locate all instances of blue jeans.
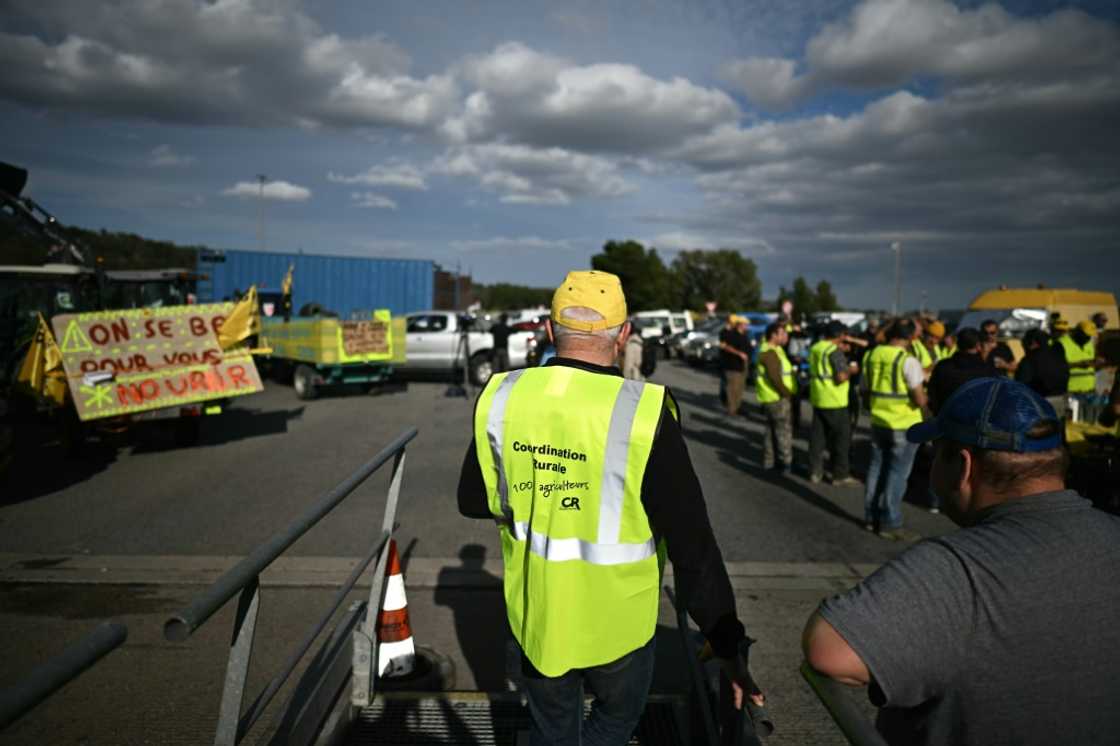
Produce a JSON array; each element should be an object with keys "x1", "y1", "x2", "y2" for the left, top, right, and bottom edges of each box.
[
  {"x1": 864, "y1": 426, "x2": 919, "y2": 529},
  {"x1": 522, "y1": 637, "x2": 655, "y2": 746}
]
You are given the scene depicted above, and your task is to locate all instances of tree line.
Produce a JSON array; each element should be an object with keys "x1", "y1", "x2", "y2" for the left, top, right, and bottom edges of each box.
[
  {"x1": 588, "y1": 239, "x2": 840, "y2": 315},
  {"x1": 7, "y1": 222, "x2": 839, "y2": 315}
]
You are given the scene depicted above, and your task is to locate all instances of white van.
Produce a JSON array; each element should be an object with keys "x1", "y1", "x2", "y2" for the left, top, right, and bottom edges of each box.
[{"x1": 633, "y1": 309, "x2": 694, "y2": 339}]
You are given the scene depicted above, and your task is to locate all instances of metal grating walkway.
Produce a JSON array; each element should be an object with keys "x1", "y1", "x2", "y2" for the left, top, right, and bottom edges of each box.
[{"x1": 347, "y1": 692, "x2": 687, "y2": 745}]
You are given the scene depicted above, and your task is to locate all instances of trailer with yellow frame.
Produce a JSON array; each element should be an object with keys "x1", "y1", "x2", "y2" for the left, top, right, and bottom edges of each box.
[{"x1": 259, "y1": 310, "x2": 406, "y2": 400}]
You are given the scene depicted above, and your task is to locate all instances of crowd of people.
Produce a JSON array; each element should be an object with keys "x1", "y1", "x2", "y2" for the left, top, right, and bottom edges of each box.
[
  {"x1": 712, "y1": 307, "x2": 1115, "y2": 541},
  {"x1": 461, "y1": 275, "x2": 1118, "y2": 745}
]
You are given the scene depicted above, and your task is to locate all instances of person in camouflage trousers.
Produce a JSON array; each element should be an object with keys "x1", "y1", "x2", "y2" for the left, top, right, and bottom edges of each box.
[{"x1": 756, "y1": 323, "x2": 796, "y2": 474}]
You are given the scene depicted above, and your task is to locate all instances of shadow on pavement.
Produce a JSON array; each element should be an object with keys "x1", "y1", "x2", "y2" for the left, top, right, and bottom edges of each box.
[
  {"x1": 670, "y1": 387, "x2": 728, "y2": 417},
  {"x1": 129, "y1": 405, "x2": 306, "y2": 454},
  {"x1": 434, "y1": 545, "x2": 507, "y2": 691},
  {"x1": 1, "y1": 421, "x2": 117, "y2": 504},
  {"x1": 684, "y1": 414, "x2": 868, "y2": 531}
]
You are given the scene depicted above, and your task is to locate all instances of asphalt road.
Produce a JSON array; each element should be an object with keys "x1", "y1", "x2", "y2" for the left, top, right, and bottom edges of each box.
[
  {"x1": 0, "y1": 358, "x2": 954, "y2": 745},
  {"x1": 1, "y1": 359, "x2": 950, "y2": 562}
]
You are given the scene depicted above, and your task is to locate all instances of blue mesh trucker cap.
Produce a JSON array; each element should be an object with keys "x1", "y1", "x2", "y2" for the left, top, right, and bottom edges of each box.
[{"x1": 906, "y1": 377, "x2": 1061, "y2": 452}]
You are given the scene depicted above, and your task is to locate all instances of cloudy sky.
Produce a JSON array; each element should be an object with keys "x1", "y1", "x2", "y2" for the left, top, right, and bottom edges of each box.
[{"x1": 2, "y1": 0, "x2": 1118, "y2": 309}]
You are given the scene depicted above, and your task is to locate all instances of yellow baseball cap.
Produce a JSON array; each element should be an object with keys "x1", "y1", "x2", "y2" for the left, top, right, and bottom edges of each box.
[
  {"x1": 1077, "y1": 320, "x2": 1097, "y2": 335},
  {"x1": 1053, "y1": 318, "x2": 1070, "y2": 331},
  {"x1": 927, "y1": 320, "x2": 945, "y2": 339},
  {"x1": 551, "y1": 270, "x2": 628, "y2": 332}
]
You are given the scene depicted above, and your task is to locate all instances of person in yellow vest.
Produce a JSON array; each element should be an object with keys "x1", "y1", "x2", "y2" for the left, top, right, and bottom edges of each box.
[
  {"x1": 808, "y1": 321, "x2": 859, "y2": 486},
  {"x1": 457, "y1": 270, "x2": 763, "y2": 744},
  {"x1": 909, "y1": 318, "x2": 934, "y2": 376},
  {"x1": 861, "y1": 318, "x2": 928, "y2": 540},
  {"x1": 926, "y1": 320, "x2": 952, "y2": 365},
  {"x1": 942, "y1": 331, "x2": 957, "y2": 358},
  {"x1": 1060, "y1": 320, "x2": 1105, "y2": 422},
  {"x1": 756, "y1": 322, "x2": 796, "y2": 475}
]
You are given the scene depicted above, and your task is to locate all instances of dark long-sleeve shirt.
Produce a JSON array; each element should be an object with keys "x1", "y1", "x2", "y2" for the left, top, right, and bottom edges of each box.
[{"x1": 457, "y1": 356, "x2": 746, "y2": 657}]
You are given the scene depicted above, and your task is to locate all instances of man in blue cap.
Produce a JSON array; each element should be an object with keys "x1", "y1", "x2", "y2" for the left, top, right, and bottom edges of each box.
[{"x1": 801, "y1": 377, "x2": 1120, "y2": 745}]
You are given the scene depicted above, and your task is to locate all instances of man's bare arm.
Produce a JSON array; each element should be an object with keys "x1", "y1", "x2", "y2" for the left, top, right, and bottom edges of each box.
[
  {"x1": 909, "y1": 383, "x2": 928, "y2": 413},
  {"x1": 801, "y1": 611, "x2": 870, "y2": 687}
]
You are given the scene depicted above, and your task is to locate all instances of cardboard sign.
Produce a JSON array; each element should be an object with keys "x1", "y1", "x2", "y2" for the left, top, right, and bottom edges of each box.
[
  {"x1": 341, "y1": 320, "x2": 389, "y2": 356},
  {"x1": 51, "y1": 303, "x2": 263, "y2": 421}
]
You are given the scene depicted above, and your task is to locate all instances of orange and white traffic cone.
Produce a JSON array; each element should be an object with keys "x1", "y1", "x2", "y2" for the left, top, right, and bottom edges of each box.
[{"x1": 376, "y1": 539, "x2": 416, "y2": 678}]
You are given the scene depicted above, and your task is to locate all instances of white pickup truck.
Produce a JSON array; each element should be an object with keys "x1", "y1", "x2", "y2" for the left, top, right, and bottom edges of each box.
[{"x1": 401, "y1": 311, "x2": 536, "y2": 385}]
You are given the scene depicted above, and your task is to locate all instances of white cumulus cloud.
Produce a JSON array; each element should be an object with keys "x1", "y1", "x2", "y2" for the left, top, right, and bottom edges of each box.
[
  {"x1": 433, "y1": 143, "x2": 634, "y2": 206},
  {"x1": 223, "y1": 180, "x2": 311, "y2": 202},
  {"x1": 0, "y1": 0, "x2": 454, "y2": 129},
  {"x1": 721, "y1": 0, "x2": 1120, "y2": 109},
  {"x1": 328, "y1": 162, "x2": 428, "y2": 190},
  {"x1": 445, "y1": 41, "x2": 740, "y2": 153},
  {"x1": 350, "y1": 192, "x2": 398, "y2": 209},
  {"x1": 148, "y1": 144, "x2": 195, "y2": 167}
]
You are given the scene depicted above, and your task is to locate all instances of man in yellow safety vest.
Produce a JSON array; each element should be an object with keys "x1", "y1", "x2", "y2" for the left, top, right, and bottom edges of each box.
[
  {"x1": 457, "y1": 270, "x2": 763, "y2": 744},
  {"x1": 913, "y1": 320, "x2": 951, "y2": 375},
  {"x1": 808, "y1": 321, "x2": 859, "y2": 486},
  {"x1": 861, "y1": 318, "x2": 929, "y2": 540},
  {"x1": 1059, "y1": 320, "x2": 1105, "y2": 422},
  {"x1": 756, "y1": 322, "x2": 796, "y2": 475}
]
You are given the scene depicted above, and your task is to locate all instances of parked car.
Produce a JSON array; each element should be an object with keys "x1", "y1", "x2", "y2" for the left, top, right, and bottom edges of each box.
[
  {"x1": 399, "y1": 310, "x2": 535, "y2": 385},
  {"x1": 683, "y1": 317, "x2": 729, "y2": 367}
]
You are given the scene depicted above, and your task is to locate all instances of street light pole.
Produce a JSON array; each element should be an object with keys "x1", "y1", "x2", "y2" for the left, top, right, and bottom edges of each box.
[
  {"x1": 256, "y1": 174, "x2": 268, "y2": 252},
  {"x1": 890, "y1": 241, "x2": 902, "y2": 316}
]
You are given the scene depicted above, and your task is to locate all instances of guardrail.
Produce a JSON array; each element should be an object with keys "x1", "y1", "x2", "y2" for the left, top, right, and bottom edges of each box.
[
  {"x1": 164, "y1": 427, "x2": 417, "y2": 746},
  {"x1": 800, "y1": 661, "x2": 888, "y2": 746},
  {"x1": 0, "y1": 621, "x2": 128, "y2": 730}
]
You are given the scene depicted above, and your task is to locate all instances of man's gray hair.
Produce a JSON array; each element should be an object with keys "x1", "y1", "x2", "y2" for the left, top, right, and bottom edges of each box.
[{"x1": 553, "y1": 306, "x2": 623, "y2": 349}]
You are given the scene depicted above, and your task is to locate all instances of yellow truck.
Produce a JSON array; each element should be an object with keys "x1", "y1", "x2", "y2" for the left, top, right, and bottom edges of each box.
[
  {"x1": 259, "y1": 310, "x2": 406, "y2": 400},
  {"x1": 957, "y1": 287, "x2": 1119, "y2": 360}
]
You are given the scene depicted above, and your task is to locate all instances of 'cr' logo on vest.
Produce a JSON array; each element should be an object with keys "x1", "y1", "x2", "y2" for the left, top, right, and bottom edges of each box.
[{"x1": 560, "y1": 497, "x2": 581, "y2": 511}]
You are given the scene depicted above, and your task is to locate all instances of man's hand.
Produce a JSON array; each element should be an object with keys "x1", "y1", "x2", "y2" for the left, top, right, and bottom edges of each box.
[{"x1": 699, "y1": 640, "x2": 765, "y2": 709}]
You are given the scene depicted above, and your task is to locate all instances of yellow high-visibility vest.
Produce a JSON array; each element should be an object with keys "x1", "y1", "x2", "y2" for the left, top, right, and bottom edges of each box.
[
  {"x1": 863, "y1": 345, "x2": 922, "y2": 430},
  {"x1": 809, "y1": 340, "x2": 848, "y2": 409},
  {"x1": 756, "y1": 342, "x2": 795, "y2": 404},
  {"x1": 474, "y1": 366, "x2": 671, "y2": 676},
  {"x1": 1059, "y1": 335, "x2": 1096, "y2": 393}
]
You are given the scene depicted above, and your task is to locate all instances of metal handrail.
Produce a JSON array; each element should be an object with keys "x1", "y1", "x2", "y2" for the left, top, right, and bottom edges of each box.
[
  {"x1": 664, "y1": 583, "x2": 720, "y2": 745},
  {"x1": 667, "y1": 580, "x2": 770, "y2": 745},
  {"x1": 0, "y1": 621, "x2": 127, "y2": 730},
  {"x1": 163, "y1": 427, "x2": 417, "y2": 746},
  {"x1": 164, "y1": 427, "x2": 417, "y2": 642},
  {"x1": 234, "y1": 533, "x2": 389, "y2": 741},
  {"x1": 800, "y1": 661, "x2": 888, "y2": 746}
]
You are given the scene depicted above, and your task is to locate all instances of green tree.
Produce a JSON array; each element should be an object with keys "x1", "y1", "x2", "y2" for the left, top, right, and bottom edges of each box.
[
  {"x1": 790, "y1": 276, "x2": 817, "y2": 319},
  {"x1": 477, "y1": 283, "x2": 552, "y2": 309},
  {"x1": 590, "y1": 240, "x2": 673, "y2": 311},
  {"x1": 669, "y1": 249, "x2": 762, "y2": 312},
  {"x1": 815, "y1": 280, "x2": 839, "y2": 312}
]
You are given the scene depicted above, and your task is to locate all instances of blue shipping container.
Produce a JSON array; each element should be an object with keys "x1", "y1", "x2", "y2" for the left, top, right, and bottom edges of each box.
[{"x1": 197, "y1": 249, "x2": 433, "y2": 318}]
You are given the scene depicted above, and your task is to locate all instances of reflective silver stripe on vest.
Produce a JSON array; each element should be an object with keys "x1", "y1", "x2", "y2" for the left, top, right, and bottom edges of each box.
[
  {"x1": 871, "y1": 348, "x2": 909, "y2": 399},
  {"x1": 512, "y1": 521, "x2": 656, "y2": 565},
  {"x1": 813, "y1": 344, "x2": 835, "y2": 381},
  {"x1": 486, "y1": 368, "x2": 526, "y2": 522},
  {"x1": 597, "y1": 379, "x2": 645, "y2": 545}
]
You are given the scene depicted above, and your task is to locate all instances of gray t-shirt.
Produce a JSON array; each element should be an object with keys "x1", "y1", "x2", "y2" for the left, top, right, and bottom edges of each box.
[{"x1": 819, "y1": 490, "x2": 1120, "y2": 746}]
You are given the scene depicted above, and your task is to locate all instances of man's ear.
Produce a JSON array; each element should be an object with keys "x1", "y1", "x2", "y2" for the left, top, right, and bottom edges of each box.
[
  {"x1": 546, "y1": 319, "x2": 555, "y2": 345},
  {"x1": 620, "y1": 321, "x2": 631, "y2": 343},
  {"x1": 958, "y1": 446, "x2": 976, "y2": 499}
]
